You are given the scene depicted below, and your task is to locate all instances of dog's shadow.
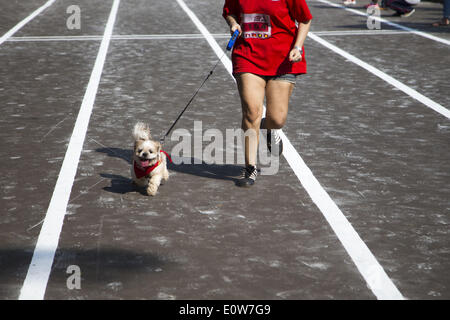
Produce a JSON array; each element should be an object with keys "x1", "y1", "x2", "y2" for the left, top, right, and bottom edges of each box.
[
  {"x1": 95, "y1": 147, "x2": 141, "y2": 195},
  {"x1": 96, "y1": 147, "x2": 242, "y2": 194}
]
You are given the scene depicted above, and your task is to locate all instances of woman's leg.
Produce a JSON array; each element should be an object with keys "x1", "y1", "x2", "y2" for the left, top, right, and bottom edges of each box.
[
  {"x1": 432, "y1": 0, "x2": 450, "y2": 26},
  {"x1": 444, "y1": 0, "x2": 450, "y2": 18},
  {"x1": 262, "y1": 79, "x2": 294, "y2": 155},
  {"x1": 386, "y1": 0, "x2": 411, "y2": 14},
  {"x1": 264, "y1": 79, "x2": 295, "y2": 130},
  {"x1": 235, "y1": 73, "x2": 266, "y2": 167}
]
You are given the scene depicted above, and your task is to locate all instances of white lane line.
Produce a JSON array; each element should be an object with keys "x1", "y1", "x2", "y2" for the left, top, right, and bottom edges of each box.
[
  {"x1": 175, "y1": 0, "x2": 232, "y2": 74},
  {"x1": 18, "y1": 0, "x2": 121, "y2": 300},
  {"x1": 312, "y1": 29, "x2": 408, "y2": 36},
  {"x1": 315, "y1": 0, "x2": 450, "y2": 47},
  {"x1": 175, "y1": 0, "x2": 405, "y2": 300},
  {"x1": 278, "y1": 130, "x2": 404, "y2": 300},
  {"x1": 308, "y1": 32, "x2": 450, "y2": 119},
  {"x1": 112, "y1": 33, "x2": 227, "y2": 40},
  {"x1": 8, "y1": 35, "x2": 104, "y2": 42},
  {"x1": 6, "y1": 34, "x2": 231, "y2": 42},
  {"x1": 0, "y1": 0, "x2": 56, "y2": 46},
  {"x1": 5, "y1": 30, "x2": 414, "y2": 42},
  {"x1": 114, "y1": 33, "x2": 230, "y2": 40}
]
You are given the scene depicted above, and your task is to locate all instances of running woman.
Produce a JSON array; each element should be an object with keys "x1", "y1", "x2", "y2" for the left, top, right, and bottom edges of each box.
[{"x1": 223, "y1": 0, "x2": 313, "y2": 187}]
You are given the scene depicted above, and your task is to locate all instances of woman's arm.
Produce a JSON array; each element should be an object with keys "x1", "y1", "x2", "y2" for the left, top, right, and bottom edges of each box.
[
  {"x1": 225, "y1": 14, "x2": 242, "y2": 36},
  {"x1": 289, "y1": 19, "x2": 312, "y2": 62}
]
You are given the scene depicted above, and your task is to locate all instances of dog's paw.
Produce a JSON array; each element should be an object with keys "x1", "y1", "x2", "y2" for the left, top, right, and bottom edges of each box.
[{"x1": 146, "y1": 184, "x2": 158, "y2": 196}]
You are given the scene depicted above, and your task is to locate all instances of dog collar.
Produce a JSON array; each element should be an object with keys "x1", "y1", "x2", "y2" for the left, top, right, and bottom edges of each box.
[
  {"x1": 134, "y1": 160, "x2": 160, "y2": 179},
  {"x1": 160, "y1": 150, "x2": 172, "y2": 163}
]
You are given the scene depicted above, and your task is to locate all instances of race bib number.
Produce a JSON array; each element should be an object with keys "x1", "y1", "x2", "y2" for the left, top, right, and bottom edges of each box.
[{"x1": 242, "y1": 13, "x2": 272, "y2": 39}]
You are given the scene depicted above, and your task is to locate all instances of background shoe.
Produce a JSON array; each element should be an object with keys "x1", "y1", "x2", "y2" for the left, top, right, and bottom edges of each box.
[
  {"x1": 343, "y1": 0, "x2": 356, "y2": 5},
  {"x1": 432, "y1": 18, "x2": 450, "y2": 27},
  {"x1": 364, "y1": 3, "x2": 379, "y2": 8},
  {"x1": 401, "y1": 9, "x2": 415, "y2": 18}
]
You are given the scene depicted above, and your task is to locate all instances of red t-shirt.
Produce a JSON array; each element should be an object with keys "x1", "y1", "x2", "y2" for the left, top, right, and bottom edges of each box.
[{"x1": 223, "y1": 0, "x2": 313, "y2": 76}]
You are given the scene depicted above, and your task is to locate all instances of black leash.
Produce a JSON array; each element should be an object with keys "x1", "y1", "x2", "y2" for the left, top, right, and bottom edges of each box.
[{"x1": 160, "y1": 30, "x2": 239, "y2": 145}]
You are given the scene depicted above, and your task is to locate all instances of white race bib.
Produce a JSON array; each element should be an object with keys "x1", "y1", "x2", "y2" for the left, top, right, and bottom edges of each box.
[{"x1": 241, "y1": 13, "x2": 272, "y2": 39}]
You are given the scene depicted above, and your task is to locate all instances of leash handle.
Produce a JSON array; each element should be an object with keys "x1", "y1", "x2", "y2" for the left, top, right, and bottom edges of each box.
[{"x1": 227, "y1": 29, "x2": 239, "y2": 51}]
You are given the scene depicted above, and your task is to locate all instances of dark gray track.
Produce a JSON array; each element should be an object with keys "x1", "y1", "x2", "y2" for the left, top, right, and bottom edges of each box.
[{"x1": 0, "y1": 0, "x2": 449, "y2": 300}]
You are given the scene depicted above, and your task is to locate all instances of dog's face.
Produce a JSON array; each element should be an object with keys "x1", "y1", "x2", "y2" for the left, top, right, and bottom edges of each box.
[{"x1": 134, "y1": 139, "x2": 161, "y2": 168}]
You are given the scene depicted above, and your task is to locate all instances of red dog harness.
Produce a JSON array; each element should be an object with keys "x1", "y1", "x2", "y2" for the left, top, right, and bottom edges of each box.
[{"x1": 133, "y1": 150, "x2": 171, "y2": 179}]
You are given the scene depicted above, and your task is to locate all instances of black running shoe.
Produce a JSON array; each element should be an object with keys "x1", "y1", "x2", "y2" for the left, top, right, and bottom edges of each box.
[
  {"x1": 267, "y1": 128, "x2": 283, "y2": 156},
  {"x1": 261, "y1": 118, "x2": 283, "y2": 156},
  {"x1": 236, "y1": 165, "x2": 257, "y2": 187}
]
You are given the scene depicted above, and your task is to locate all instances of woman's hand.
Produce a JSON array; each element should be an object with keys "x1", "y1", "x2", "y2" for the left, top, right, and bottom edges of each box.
[
  {"x1": 230, "y1": 22, "x2": 242, "y2": 37},
  {"x1": 289, "y1": 47, "x2": 302, "y2": 63},
  {"x1": 290, "y1": 20, "x2": 311, "y2": 63},
  {"x1": 226, "y1": 15, "x2": 242, "y2": 37}
]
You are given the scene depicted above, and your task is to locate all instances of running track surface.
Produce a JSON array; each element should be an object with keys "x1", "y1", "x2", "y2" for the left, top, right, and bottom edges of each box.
[{"x1": 0, "y1": 0, "x2": 449, "y2": 300}]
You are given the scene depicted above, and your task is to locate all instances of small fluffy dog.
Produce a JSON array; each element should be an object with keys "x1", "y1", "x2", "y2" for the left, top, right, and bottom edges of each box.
[{"x1": 131, "y1": 122, "x2": 169, "y2": 196}]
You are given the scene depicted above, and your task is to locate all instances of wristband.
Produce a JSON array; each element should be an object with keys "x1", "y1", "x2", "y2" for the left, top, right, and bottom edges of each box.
[{"x1": 294, "y1": 46, "x2": 303, "y2": 55}]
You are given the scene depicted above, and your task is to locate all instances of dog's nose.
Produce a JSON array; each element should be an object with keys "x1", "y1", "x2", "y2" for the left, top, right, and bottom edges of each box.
[{"x1": 142, "y1": 152, "x2": 148, "y2": 157}]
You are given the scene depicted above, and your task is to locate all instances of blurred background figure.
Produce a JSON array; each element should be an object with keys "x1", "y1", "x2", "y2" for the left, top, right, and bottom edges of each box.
[
  {"x1": 342, "y1": 0, "x2": 380, "y2": 7},
  {"x1": 432, "y1": 0, "x2": 449, "y2": 26},
  {"x1": 385, "y1": 0, "x2": 420, "y2": 17},
  {"x1": 364, "y1": 0, "x2": 380, "y2": 8}
]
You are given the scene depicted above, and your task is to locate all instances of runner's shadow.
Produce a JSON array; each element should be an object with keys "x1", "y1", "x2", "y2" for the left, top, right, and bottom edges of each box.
[
  {"x1": 168, "y1": 159, "x2": 242, "y2": 183},
  {"x1": 96, "y1": 147, "x2": 242, "y2": 187}
]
